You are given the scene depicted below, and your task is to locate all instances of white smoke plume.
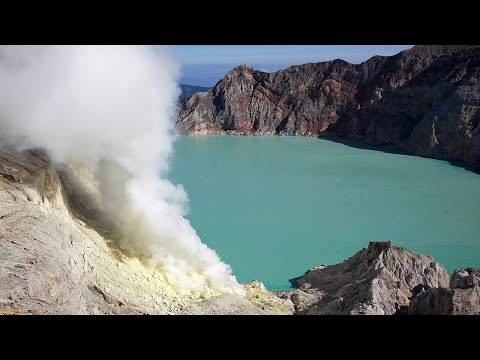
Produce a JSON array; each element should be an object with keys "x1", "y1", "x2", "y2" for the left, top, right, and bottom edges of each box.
[{"x1": 0, "y1": 45, "x2": 244, "y2": 296}]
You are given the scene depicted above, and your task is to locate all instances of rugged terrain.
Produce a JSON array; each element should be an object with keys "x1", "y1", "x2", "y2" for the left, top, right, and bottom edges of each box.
[
  {"x1": 279, "y1": 241, "x2": 480, "y2": 315},
  {"x1": 0, "y1": 146, "x2": 290, "y2": 315},
  {"x1": 280, "y1": 241, "x2": 447, "y2": 315},
  {"x1": 177, "y1": 45, "x2": 480, "y2": 169},
  {"x1": 408, "y1": 267, "x2": 480, "y2": 315}
]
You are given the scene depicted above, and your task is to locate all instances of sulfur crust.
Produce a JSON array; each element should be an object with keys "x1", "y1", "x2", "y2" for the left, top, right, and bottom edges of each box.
[{"x1": 0, "y1": 149, "x2": 291, "y2": 314}]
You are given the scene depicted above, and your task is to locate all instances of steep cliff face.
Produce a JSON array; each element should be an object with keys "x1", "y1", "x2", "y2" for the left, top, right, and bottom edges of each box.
[{"x1": 177, "y1": 45, "x2": 480, "y2": 166}]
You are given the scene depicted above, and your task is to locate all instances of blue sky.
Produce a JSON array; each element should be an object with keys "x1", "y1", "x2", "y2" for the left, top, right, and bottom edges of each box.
[{"x1": 169, "y1": 45, "x2": 413, "y2": 87}]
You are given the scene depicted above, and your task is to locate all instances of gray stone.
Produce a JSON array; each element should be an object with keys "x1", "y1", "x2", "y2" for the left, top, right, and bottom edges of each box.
[
  {"x1": 408, "y1": 287, "x2": 454, "y2": 315},
  {"x1": 409, "y1": 268, "x2": 480, "y2": 315},
  {"x1": 450, "y1": 268, "x2": 480, "y2": 289},
  {"x1": 290, "y1": 241, "x2": 449, "y2": 315}
]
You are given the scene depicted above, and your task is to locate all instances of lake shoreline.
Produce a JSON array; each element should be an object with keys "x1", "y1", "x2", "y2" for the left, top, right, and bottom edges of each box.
[
  {"x1": 175, "y1": 131, "x2": 480, "y2": 175},
  {"x1": 171, "y1": 135, "x2": 480, "y2": 288}
]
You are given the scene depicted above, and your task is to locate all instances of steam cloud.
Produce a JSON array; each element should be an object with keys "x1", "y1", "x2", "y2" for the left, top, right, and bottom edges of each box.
[{"x1": 0, "y1": 45, "x2": 244, "y2": 296}]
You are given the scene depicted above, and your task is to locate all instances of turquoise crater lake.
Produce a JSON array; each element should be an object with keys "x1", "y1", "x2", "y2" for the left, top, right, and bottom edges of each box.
[{"x1": 169, "y1": 135, "x2": 480, "y2": 290}]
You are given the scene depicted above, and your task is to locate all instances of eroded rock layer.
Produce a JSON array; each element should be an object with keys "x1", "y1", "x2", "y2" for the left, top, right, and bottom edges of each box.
[{"x1": 177, "y1": 45, "x2": 480, "y2": 168}]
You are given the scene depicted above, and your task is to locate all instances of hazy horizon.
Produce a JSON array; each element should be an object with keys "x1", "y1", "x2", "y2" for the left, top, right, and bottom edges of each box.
[{"x1": 171, "y1": 45, "x2": 413, "y2": 86}]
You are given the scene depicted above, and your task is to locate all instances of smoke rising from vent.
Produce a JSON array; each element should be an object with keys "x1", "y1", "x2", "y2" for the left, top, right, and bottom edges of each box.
[{"x1": 0, "y1": 45, "x2": 244, "y2": 295}]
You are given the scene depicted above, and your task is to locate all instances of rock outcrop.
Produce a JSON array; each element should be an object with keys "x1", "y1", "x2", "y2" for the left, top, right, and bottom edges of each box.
[
  {"x1": 0, "y1": 146, "x2": 290, "y2": 315},
  {"x1": 177, "y1": 45, "x2": 480, "y2": 168},
  {"x1": 408, "y1": 268, "x2": 480, "y2": 315},
  {"x1": 283, "y1": 241, "x2": 450, "y2": 315}
]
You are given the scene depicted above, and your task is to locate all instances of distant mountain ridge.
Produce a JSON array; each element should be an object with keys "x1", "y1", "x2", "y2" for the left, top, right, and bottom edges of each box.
[
  {"x1": 177, "y1": 45, "x2": 480, "y2": 169},
  {"x1": 179, "y1": 84, "x2": 210, "y2": 100}
]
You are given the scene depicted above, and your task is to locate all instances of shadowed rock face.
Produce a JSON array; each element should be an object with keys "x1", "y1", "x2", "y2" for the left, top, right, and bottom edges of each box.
[
  {"x1": 408, "y1": 268, "x2": 480, "y2": 315},
  {"x1": 177, "y1": 45, "x2": 480, "y2": 167},
  {"x1": 286, "y1": 241, "x2": 450, "y2": 315}
]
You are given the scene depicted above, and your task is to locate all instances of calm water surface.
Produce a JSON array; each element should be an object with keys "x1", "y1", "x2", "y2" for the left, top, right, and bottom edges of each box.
[{"x1": 169, "y1": 135, "x2": 480, "y2": 290}]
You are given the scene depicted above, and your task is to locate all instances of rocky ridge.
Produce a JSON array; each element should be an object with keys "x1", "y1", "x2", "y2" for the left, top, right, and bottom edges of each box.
[
  {"x1": 177, "y1": 45, "x2": 480, "y2": 168},
  {"x1": 279, "y1": 241, "x2": 479, "y2": 315}
]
